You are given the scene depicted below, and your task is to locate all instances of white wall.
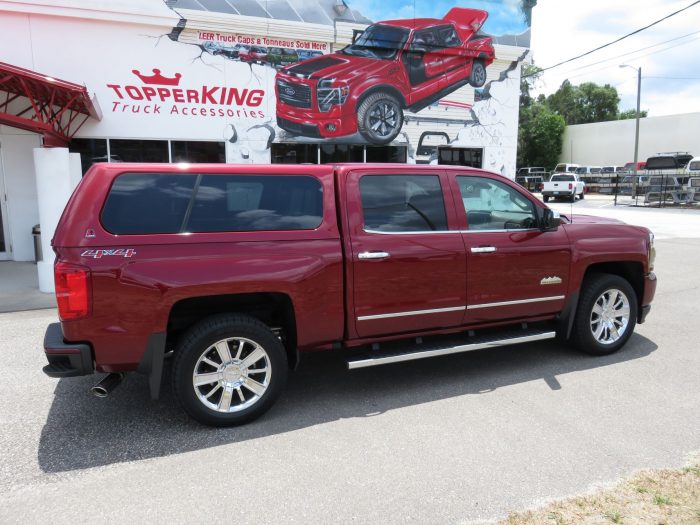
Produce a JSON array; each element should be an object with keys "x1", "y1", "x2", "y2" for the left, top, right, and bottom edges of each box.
[
  {"x1": 561, "y1": 112, "x2": 700, "y2": 166},
  {"x1": 0, "y1": 126, "x2": 41, "y2": 261}
]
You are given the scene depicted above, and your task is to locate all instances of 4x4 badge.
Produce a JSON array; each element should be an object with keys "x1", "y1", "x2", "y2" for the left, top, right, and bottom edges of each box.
[
  {"x1": 81, "y1": 249, "x2": 136, "y2": 259},
  {"x1": 540, "y1": 276, "x2": 562, "y2": 285}
]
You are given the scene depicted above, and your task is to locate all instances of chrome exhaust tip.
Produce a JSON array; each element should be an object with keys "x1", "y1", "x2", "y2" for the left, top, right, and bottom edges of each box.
[{"x1": 91, "y1": 373, "x2": 125, "y2": 398}]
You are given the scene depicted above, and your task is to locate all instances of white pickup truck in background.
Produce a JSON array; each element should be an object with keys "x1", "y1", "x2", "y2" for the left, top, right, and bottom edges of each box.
[{"x1": 541, "y1": 174, "x2": 586, "y2": 202}]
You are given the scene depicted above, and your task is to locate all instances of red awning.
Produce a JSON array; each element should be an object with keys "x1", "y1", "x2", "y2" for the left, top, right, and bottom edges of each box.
[{"x1": 0, "y1": 61, "x2": 101, "y2": 147}]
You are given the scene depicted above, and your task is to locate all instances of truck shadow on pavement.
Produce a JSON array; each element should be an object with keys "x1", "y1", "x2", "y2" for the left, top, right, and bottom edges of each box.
[{"x1": 38, "y1": 334, "x2": 657, "y2": 473}]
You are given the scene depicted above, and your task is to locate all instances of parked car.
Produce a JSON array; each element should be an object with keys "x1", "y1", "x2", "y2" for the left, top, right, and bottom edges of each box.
[
  {"x1": 296, "y1": 50, "x2": 323, "y2": 62},
  {"x1": 541, "y1": 173, "x2": 586, "y2": 202},
  {"x1": 239, "y1": 45, "x2": 269, "y2": 64},
  {"x1": 275, "y1": 7, "x2": 495, "y2": 144},
  {"x1": 267, "y1": 47, "x2": 298, "y2": 66},
  {"x1": 202, "y1": 41, "x2": 225, "y2": 55},
  {"x1": 43, "y1": 163, "x2": 656, "y2": 426},
  {"x1": 219, "y1": 43, "x2": 248, "y2": 59},
  {"x1": 516, "y1": 174, "x2": 544, "y2": 193}
]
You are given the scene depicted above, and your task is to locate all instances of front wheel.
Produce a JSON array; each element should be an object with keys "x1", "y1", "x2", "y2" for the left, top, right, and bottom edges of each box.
[
  {"x1": 173, "y1": 314, "x2": 288, "y2": 426},
  {"x1": 572, "y1": 274, "x2": 637, "y2": 355},
  {"x1": 357, "y1": 92, "x2": 404, "y2": 145},
  {"x1": 469, "y1": 60, "x2": 487, "y2": 88}
]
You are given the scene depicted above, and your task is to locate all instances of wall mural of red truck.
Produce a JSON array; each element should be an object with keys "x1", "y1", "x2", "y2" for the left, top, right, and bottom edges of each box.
[{"x1": 275, "y1": 8, "x2": 495, "y2": 145}]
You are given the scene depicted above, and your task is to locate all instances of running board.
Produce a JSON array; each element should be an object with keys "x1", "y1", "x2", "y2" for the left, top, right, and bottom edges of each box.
[{"x1": 347, "y1": 329, "x2": 556, "y2": 369}]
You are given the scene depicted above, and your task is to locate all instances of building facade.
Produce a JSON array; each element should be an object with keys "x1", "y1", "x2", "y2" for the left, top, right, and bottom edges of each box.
[{"x1": 0, "y1": 0, "x2": 535, "y2": 280}]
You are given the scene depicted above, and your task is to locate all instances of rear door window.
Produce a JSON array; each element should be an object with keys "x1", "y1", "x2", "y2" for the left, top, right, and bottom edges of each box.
[{"x1": 359, "y1": 175, "x2": 447, "y2": 232}]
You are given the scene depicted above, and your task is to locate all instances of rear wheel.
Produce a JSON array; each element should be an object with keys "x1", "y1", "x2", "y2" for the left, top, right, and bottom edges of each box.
[
  {"x1": 572, "y1": 274, "x2": 637, "y2": 355},
  {"x1": 173, "y1": 314, "x2": 288, "y2": 426},
  {"x1": 357, "y1": 92, "x2": 403, "y2": 145},
  {"x1": 543, "y1": 195, "x2": 550, "y2": 203}
]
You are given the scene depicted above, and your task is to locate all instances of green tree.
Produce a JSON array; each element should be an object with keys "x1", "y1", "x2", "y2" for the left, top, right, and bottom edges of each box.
[
  {"x1": 518, "y1": 63, "x2": 565, "y2": 170},
  {"x1": 546, "y1": 81, "x2": 620, "y2": 124},
  {"x1": 618, "y1": 108, "x2": 648, "y2": 120},
  {"x1": 518, "y1": 105, "x2": 566, "y2": 169}
]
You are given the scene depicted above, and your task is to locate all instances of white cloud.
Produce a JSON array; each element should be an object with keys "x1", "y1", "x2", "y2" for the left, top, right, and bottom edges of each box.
[{"x1": 531, "y1": 0, "x2": 700, "y2": 116}]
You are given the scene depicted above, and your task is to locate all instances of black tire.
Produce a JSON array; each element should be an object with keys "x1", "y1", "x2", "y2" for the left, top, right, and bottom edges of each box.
[
  {"x1": 580, "y1": 190, "x2": 584, "y2": 199},
  {"x1": 569, "y1": 193, "x2": 576, "y2": 203},
  {"x1": 469, "y1": 60, "x2": 487, "y2": 88},
  {"x1": 543, "y1": 195, "x2": 550, "y2": 203},
  {"x1": 172, "y1": 313, "x2": 288, "y2": 427},
  {"x1": 357, "y1": 92, "x2": 403, "y2": 145},
  {"x1": 571, "y1": 273, "x2": 638, "y2": 356}
]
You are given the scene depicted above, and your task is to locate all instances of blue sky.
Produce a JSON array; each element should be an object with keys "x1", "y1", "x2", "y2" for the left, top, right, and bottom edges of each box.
[{"x1": 348, "y1": 0, "x2": 530, "y2": 36}]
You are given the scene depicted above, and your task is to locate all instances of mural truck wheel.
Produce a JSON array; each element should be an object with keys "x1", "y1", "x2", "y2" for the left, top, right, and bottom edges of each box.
[
  {"x1": 357, "y1": 92, "x2": 403, "y2": 145},
  {"x1": 469, "y1": 60, "x2": 487, "y2": 88}
]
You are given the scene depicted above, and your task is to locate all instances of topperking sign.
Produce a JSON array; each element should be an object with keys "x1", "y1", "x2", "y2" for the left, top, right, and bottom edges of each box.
[{"x1": 106, "y1": 68, "x2": 267, "y2": 119}]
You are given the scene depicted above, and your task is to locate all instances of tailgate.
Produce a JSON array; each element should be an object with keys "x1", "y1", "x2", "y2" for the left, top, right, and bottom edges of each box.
[{"x1": 443, "y1": 8, "x2": 488, "y2": 41}]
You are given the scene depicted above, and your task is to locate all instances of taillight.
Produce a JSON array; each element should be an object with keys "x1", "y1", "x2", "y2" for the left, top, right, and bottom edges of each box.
[
  {"x1": 568, "y1": 183, "x2": 573, "y2": 190},
  {"x1": 54, "y1": 261, "x2": 91, "y2": 320}
]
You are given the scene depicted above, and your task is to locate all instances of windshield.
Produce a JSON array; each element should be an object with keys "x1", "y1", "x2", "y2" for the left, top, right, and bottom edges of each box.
[
  {"x1": 689, "y1": 161, "x2": 700, "y2": 171},
  {"x1": 342, "y1": 24, "x2": 409, "y2": 60},
  {"x1": 551, "y1": 175, "x2": 575, "y2": 182}
]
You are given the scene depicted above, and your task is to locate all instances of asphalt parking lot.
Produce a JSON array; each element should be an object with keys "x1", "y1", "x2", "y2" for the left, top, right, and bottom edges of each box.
[{"x1": 1, "y1": 199, "x2": 699, "y2": 524}]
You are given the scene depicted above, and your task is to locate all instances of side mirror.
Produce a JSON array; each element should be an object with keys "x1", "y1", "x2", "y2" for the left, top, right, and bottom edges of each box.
[{"x1": 540, "y1": 208, "x2": 561, "y2": 231}]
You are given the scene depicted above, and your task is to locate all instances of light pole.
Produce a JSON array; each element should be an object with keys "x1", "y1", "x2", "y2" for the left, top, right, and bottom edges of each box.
[{"x1": 619, "y1": 65, "x2": 642, "y2": 174}]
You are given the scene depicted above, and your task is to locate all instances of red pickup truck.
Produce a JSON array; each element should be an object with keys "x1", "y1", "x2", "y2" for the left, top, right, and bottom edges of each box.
[
  {"x1": 44, "y1": 163, "x2": 656, "y2": 426},
  {"x1": 275, "y1": 8, "x2": 495, "y2": 145}
]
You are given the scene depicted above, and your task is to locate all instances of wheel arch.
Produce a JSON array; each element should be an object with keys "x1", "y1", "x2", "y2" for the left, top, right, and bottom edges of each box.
[
  {"x1": 355, "y1": 83, "x2": 407, "y2": 110},
  {"x1": 560, "y1": 261, "x2": 645, "y2": 339},
  {"x1": 167, "y1": 292, "x2": 298, "y2": 368}
]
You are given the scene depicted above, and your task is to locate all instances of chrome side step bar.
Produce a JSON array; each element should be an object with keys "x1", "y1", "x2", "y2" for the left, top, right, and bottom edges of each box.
[{"x1": 347, "y1": 330, "x2": 556, "y2": 370}]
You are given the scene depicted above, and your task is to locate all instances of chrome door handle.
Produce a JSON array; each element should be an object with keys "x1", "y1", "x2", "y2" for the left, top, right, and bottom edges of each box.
[
  {"x1": 471, "y1": 246, "x2": 497, "y2": 253},
  {"x1": 358, "y1": 251, "x2": 390, "y2": 260}
]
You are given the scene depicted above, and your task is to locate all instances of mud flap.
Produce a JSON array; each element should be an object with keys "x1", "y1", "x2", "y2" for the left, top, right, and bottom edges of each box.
[{"x1": 136, "y1": 332, "x2": 167, "y2": 400}]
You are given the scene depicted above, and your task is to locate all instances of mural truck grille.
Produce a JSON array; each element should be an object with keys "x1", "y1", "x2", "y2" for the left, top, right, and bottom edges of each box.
[{"x1": 277, "y1": 80, "x2": 312, "y2": 108}]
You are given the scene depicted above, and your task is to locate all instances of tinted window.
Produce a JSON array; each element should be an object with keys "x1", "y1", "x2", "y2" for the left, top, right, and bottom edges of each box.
[
  {"x1": 551, "y1": 174, "x2": 575, "y2": 181},
  {"x1": 689, "y1": 161, "x2": 700, "y2": 171},
  {"x1": 109, "y1": 139, "x2": 169, "y2": 162},
  {"x1": 360, "y1": 175, "x2": 447, "y2": 232},
  {"x1": 101, "y1": 173, "x2": 197, "y2": 234},
  {"x1": 171, "y1": 141, "x2": 225, "y2": 163},
  {"x1": 457, "y1": 176, "x2": 537, "y2": 231},
  {"x1": 187, "y1": 175, "x2": 322, "y2": 232}
]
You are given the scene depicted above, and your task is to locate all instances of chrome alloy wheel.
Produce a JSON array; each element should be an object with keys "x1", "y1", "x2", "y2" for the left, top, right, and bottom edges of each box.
[
  {"x1": 368, "y1": 102, "x2": 399, "y2": 138},
  {"x1": 192, "y1": 337, "x2": 271, "y2": 413},
  {"x1": 589, "y1": 288, "x2": 631, "y2": 345}
]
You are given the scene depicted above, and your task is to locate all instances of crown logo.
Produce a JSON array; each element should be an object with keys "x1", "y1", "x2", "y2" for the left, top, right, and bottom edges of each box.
[{"x1": 132, "y1": 68, "x2": 182, "y2": 86}]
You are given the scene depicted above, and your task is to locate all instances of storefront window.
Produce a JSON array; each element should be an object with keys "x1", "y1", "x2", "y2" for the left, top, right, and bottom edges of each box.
[
  {"x1": 109, "y1": 139, "x2": 169, "y2": 163},
  {"x1": 366, "y1": 146, "x2": 407, "y2": 163},
  {"x1": 171, "y1": 141, "x2": 225, "y2": 163},
  {"x1": 438, "y1": 147, "x2": 483, "y2": 168},
  {"x1": 69, "y1": 138, "x2": 108, "y2": 174},
  {"x1": 320, "y1": 144, "x2": 364, "y2": 163},
  {"x1": 271, "y1": 144, "x2": 318, "y2": 164}
]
